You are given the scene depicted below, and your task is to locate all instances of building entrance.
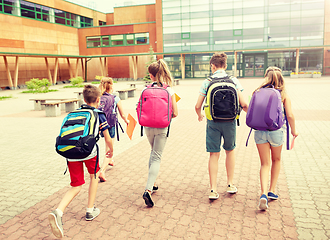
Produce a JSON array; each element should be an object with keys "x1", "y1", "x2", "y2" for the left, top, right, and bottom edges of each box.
[{"x1": 243, "y1": 54, "x2": 267, "y2": 77}]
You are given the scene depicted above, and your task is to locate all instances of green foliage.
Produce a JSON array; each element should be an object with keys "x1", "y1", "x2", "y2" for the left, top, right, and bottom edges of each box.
[
  {"x1": 64, "y1": 76, "x2": 84, "y2": 88},
  {"x1": 23, "y1": 78, "x2": 55, "y2": 93},
  {"x1": 143, "y1": 46, "x2": 155, "y2": 82},
  {"x1": 0, "y1": 95, "x2": 13, "y2": 100},
  {"x1": 70, "y1": 76, "x2": 84, "y2": 86}
]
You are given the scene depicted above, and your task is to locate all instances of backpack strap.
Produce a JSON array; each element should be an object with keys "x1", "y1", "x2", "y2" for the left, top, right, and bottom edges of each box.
[
  {"x1": 245, "y1": 128, "x2": 253, "y2": 147},
  {"x1": 284, "y1": 108, "x2": 290, "y2": 150}
]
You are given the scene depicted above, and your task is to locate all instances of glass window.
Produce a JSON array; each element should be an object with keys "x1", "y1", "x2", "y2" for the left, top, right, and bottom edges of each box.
[
  {"x1": 233, "y1": 29, "x2": 242, "y2": 36},
  {"x1": 102, "y1": 36, "x2": 110, "y2": 46},
  {"x1": 87, "y1": 37, "x2": 101, "y2": 48},
  {"x1": 135, "y1": 33, "x2": 149, "y2": 44},
  {"x1": 182, "y1": 33, "x2": 190, "y2": 39},
  {"x1": 126, "y1": 34, "x2": 134, "y2": 44},
  {"x1": 3, "y1": 0, "x2": 15, "y2": 14},
  {"x1": 111, "y1": 35, "x2": 124, "y2": 46}
]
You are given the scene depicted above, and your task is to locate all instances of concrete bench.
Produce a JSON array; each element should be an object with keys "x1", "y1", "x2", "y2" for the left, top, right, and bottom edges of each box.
[
  {"x1": 174, "y1": 79, "x2": 180, "y2": 85},
  {"x1": 41, "y1": 99, "x2": 80, "y2": 117},
  {"x1": 74, "y1": 92, "x2": 85, "y2": 107},
  {"x1": 30, "y1": 98, "x2": 74, "y2": 111},
  {"x1": 117, "y1": 88, "x2": 136, "y2": 100}
]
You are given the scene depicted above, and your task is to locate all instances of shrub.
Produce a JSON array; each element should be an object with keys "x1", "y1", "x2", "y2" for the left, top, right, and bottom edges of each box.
[
  {"x1": 24, "y1": 78, "x2": 55, "y2": 93},
  {"x1": 70, "y1": 76, "x2": 84, "y2": 86},
  {"x1": 0, "y1": 95, "x2": 12, "y2": 100}
]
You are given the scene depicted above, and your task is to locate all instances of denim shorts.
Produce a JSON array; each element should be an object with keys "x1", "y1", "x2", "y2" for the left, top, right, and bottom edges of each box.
[
  {"x1": 108, "y1": 126, "x2": 115, "y2": 138},
  {"x1": 206, "y1": 119, "x2": 236, "y2": 152},
  {"x1": 254, "y1": 128, "x2": 284, "y2": 147}
]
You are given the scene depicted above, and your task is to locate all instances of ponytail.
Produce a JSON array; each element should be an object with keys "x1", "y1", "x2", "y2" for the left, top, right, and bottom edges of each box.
[
  {"x1": 148, "y1": 59, "x2": 173, "y2": 87},
  {"x1": 99, "y1": 77, "x2": 113, "y2": 95},
  {"x1": 258, "y1": 67, "x2": 286, "y2": 99}
]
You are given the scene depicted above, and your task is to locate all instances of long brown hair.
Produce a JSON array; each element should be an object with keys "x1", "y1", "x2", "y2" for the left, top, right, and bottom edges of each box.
[
  {"x1": 148, "y1": 59, "x2": 173, "y2": 87},
  {"x1": 99, "y1": 77, "x2": 113, "y2": 95},
  {"x1": 257, "y1": 66, "x2": 286, "y2": 100}
]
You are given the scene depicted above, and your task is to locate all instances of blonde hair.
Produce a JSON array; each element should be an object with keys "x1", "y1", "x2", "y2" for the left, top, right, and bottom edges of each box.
[
  {"x1": 257, "y1": 66, "x2": 286, "y2": 100},
  {"x1": 148, "y1": 59, "x2": 173, "y2": 87},
  {"x1": 99, "y1": 77, "x2": 113, "y2": 95}
]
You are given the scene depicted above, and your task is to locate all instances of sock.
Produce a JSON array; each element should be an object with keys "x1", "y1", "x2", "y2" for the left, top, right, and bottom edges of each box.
[
  {"x1": 86, "y1": 207, "x2": 93, "y2": 213},
  {"x1": 56, "y1": 209, "x2": 63, "y2": 217}
]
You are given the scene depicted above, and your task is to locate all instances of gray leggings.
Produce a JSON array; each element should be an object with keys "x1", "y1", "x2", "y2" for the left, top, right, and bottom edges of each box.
[{"x1": 145, "y1": 127, "x2": 168, "y2": 191}]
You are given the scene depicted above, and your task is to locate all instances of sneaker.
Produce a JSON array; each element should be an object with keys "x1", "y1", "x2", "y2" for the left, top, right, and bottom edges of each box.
[
  {"x1": 268, "y1": 192, "x2": 278, "y2": 200},
  {"x1": 48, "y1": 210, "x2": 64, "y2": 238},
  {"x1": 108, "y1": 159, "x2": 114, "y2": 166},
  {"x1": 227, "y1": 185, "x2": 238, "y2": 194},
  {"x1": 259, "y1": 194, "x2": 268, "y2": 210},
  {"x1": 98, "y1": 172, "x2": 107, "y2": 182},
  {"x1": 143, "y1": 191, "x2": 154, "y2": 207},
  {"x1": 86, "y1": 207, "x2": 100, "y2": 221},
  {"x1": 153, "y1": 185, "x2": 158, "y2": 191},
  {"x1": 209, "y1": 190, "x2": 219, "y2": 200}
]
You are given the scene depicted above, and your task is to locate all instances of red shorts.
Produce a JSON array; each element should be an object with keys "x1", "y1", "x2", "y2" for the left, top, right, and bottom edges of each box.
[{"x1": 67, "y1": 155, "x2": 100, "y2": 187}]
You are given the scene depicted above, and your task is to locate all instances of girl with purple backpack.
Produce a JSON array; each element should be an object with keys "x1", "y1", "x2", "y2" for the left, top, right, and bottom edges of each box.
[
  {"x1": 140, "y1": 59, "x2": 178, "y2": 207},
  {"x1": 254, "y1": 67, "x2": 298, "y2": 210},
  {"x1": 98, "y1": 77, "x2": 129, "y2": 182}
]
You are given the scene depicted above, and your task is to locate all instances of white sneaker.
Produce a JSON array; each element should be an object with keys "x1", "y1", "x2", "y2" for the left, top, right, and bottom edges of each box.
[
  {"x1": 86, "y1": 207, "x2": 100, "y2": 221},
  {"x1": 49, "y1": 210, "x2": 64, "y2": 238}
]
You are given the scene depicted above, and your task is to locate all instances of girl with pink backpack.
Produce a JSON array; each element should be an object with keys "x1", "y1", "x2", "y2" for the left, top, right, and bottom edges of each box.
[
  {"x1": 252, "y1": 67, "x2": 298, "y2": 210},
  {"x1": 137, "y1": 59, "x2": 178, "y2": 207}
]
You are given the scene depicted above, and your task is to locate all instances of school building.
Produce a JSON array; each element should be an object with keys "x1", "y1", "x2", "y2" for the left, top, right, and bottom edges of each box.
[{"x1": 0, "y1": 0, "x2": 329, "y2": 89}]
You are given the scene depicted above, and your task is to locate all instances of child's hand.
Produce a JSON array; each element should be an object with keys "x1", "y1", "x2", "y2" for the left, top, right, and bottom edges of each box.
[
  {"x1": 291, "y1": 131, "x2": 299, "y2": 138},
  {"x1": 106, "y1": 149, "x2": 113, "y2": 158},
  {"x1": 198, "y1": 114, "x2": 204, "y2": 122},
  {"x1": 125, "y1": 118, "x2": 130, "y2": 125}
]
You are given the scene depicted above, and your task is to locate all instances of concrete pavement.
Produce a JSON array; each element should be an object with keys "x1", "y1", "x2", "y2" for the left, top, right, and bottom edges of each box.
[{"x1": 0, "y1": 77, "x2": 329, "y2": 239}]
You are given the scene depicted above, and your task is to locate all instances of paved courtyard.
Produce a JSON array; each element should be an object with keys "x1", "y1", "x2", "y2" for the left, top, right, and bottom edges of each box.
[{"x1": 0, "y1": 77, "x2": 329, "y2": 239}]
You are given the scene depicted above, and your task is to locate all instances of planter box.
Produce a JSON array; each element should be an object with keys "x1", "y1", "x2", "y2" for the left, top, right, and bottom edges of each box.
[
  {"x1": 313, "y1": 74, "x2": 321, "y2": 78},
  {"x1": 290, "y1": 74, "x2": 298, "y2": 78},
  {"x1": 299, "y1": 74, "x2": 312, "y2": 78}
]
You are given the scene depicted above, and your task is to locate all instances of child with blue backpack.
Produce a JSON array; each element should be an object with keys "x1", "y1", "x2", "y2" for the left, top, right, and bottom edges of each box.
[
  {"x1": 253, "y1": 67, "x2": 298, "y2": 210},
  {"x1": 49, "y1": 85, "x2": 113, "y2": 238},
  {"x1": 98, "y1": 77, "x2": 129, "y2": 182}
]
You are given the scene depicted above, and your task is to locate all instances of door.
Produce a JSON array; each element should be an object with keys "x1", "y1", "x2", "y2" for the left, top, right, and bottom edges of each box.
[{"x1": 243, "y1": 54, "x2": 266, "y2": 77}]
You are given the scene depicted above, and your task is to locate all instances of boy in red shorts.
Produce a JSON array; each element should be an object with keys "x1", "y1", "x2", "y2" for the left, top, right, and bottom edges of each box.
[{"x1": 48, "y1": 85, "x2": 113, "y2": 239}]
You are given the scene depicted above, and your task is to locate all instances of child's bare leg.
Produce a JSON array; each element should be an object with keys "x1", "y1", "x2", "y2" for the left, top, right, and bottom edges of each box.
[
  {"x1": 57, "y1": 186, "x2": 82, "y2": 213},
  {"x1": 209, "y1": 152, "x2": 220, "y2": 191},
  {"x1": 99, "y1": 138, "x2": 114, "y2": 181},
  {"x1": 257, "y1": 143, "x2": 271, "y2": 195},
  {"x1": 269, "y1": 145, "x2": 282, "y2": 193},
  {"x1": 88, "y1": 174, "x2": 99, "y2": 208},
  {"x1": 225, "y1": 149, "x2": 235, "y2": 185}
]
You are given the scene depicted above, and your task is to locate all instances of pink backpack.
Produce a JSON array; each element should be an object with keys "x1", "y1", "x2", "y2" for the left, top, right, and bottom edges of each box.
[{"x1": 136, "y1": 82, "x2": 173, "y2": 129}]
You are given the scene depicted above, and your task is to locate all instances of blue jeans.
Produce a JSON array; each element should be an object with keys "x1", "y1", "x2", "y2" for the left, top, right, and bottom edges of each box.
[{"x1": 144, "y1": 127, "x2": 168, "y2": 191}]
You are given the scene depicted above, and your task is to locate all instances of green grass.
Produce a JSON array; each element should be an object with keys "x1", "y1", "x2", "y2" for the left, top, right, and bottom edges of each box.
[
  {"x1": 63, "y1": 85, "x2": 84, "y2": 88},
  {"x1": 0, "y1": 95, "x2": 13, "y2": 100},
  {"x1": 21, "y1": 89, "x2": 58, "y2": 93}
]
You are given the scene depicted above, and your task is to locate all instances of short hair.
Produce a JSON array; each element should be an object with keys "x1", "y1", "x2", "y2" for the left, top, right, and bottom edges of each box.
[
  {"x1": 83, "y1": 84, "x2": 101, "y2": 104},
  {"x1": 210, "y1": 52, "x2": 227, "y2": 68}
]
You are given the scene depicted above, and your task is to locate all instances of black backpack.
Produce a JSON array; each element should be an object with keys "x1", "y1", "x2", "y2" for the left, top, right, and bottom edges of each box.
[{"x1": 204, "y1": 76, "x2": 241, "y2": 125}]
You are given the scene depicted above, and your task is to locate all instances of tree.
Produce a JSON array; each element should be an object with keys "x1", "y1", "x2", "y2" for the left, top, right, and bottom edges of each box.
[{"x1": 143, "y1": 46, "x2": 156, "y2": 82}]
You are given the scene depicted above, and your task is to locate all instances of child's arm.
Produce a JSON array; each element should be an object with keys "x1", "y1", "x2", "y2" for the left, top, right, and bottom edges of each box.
[
  {"x1": 171, "y1": 94, "x2": 178, "y2": 118},
  {"x1": 195, "y1": 95, "x2": 205, "y2": 122},
  {"x1": 283, "y1": 96, "x2": 298, "y2": 137},
  {"x1": 117, "y1": 100, "x2": 129, "y2": 125},
  {"x1": 237, "y1": 90, "x2": 248, "y2": 113},
  {"x1": 102, "y1": 129, "x2": 113, "y2": 158}
]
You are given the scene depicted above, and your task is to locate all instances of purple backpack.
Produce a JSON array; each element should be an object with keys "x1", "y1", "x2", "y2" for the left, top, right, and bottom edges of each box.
[
  {"x1": 245, "y1": 85, "x2": 290, "y2": 149},
  {"x1": 246, "y1": 85, "x2": 284, "y2": 131},
  {"x1": 98, "y1": 93, "x2": 124, "y2": 141}
]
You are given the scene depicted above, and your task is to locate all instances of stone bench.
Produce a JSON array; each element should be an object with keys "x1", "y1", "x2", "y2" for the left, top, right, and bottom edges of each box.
[
  {"x1": 41, "y1": 99, "x2": 80, "y2": 117},
  {"x1": 174, "y1": 79, "x2": 180, "y2": 85},
  {"x1": 117, "y1": 88, "x2": 136, "y2": 100},
  {"x1": 30, "y1": 98, "x2": 74, "y2": 111}
]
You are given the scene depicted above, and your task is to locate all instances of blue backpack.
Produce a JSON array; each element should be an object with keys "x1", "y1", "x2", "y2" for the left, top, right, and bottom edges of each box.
[{"x1": 55, "y1": 104, "x2": 103, "y2": 161}]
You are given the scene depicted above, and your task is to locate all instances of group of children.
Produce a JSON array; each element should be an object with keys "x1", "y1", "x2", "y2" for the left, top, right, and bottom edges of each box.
[{"x1": 49, "y1": 52, "x2": 298, "y2": 239}]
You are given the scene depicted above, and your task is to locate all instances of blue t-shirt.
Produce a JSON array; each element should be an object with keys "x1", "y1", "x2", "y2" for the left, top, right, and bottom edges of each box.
[{"x1": 199, "y1": 70, "x2": 243, "y2": 97}]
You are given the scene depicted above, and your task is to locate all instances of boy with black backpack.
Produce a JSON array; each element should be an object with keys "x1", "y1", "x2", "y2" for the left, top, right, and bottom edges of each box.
[
  {"x1": 195, "y1": 52, "x2": 248, "y2": 200},
  {"x1": 49, "y1": 85, "x2": 113, "y2": 239}
]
